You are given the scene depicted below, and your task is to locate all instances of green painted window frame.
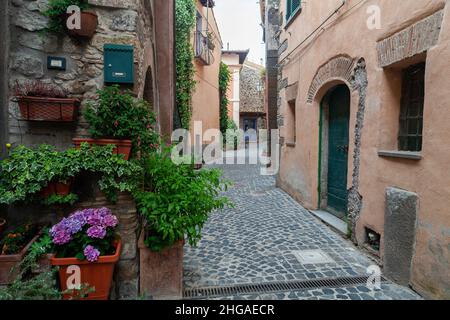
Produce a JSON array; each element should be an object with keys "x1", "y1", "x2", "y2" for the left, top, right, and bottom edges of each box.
[{"x1": 286, "y1": 0, "x2": 301, "y2": 22}]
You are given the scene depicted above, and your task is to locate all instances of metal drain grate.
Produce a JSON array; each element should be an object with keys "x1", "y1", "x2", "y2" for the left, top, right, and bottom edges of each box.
[{"x1": 184, "y1": 276, "x2": 387, "y2": 299}]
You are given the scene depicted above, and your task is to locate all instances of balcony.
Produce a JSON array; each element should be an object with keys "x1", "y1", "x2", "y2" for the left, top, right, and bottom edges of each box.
[{"x1": 195, "y1": 32, "x2": 215, "y2": 66}]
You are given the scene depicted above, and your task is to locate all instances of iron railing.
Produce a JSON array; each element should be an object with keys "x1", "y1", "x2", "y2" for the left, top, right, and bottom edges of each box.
[{"x1": 195, "y1": 32, "x2": 214, "y2": 66}]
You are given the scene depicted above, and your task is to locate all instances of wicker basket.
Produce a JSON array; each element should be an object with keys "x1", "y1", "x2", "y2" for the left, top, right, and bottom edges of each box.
[{"x1": 18, "y1": 96, "x2": 80, "y2": 122}]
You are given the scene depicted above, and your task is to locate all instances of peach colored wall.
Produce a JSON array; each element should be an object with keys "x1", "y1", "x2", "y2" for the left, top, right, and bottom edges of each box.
[
  {"x1": 222, "y1": 53, "x2": 242, "y2": 121},
  {"x1": 191, "y1": 2, "x2": 222, "y2": 142},
  {"x1": 277, "y1": 0, "x2": 450, "y2": 299}
]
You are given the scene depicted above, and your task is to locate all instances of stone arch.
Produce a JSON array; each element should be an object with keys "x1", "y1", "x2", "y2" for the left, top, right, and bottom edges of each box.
[
  {"x1": 307, "y1": 55, "x2": 356, "y2": 104},
  {"x1": 309, "y1": 57, "x2": 368, "y2": 244}
]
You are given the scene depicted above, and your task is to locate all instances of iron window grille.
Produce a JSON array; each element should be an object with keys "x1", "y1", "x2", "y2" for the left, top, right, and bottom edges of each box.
[{"x1": 398, "y1": 62, "x2": 426, "y2": 152}]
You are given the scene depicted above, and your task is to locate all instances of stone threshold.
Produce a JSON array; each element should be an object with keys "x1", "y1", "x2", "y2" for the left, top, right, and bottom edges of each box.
[{"x1": 309, "y1": 210, "x2": 348, "y2": 235}]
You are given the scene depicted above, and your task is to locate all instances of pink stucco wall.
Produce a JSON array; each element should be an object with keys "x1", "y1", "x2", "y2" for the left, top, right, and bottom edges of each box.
[{"x1": 277, "y1": 0, "x2": 450, "y2": 299}]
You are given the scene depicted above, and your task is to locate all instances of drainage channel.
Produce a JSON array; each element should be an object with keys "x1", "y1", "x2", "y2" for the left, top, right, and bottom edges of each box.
[{"x1": 184, "y1": 276, "x2": 387, "y2": 299}]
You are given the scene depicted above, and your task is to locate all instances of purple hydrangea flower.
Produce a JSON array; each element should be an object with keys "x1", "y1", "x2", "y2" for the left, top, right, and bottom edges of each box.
[
  {"x1": 84, "y1": 245, "x2": 101, "y2": 263},
  {"x1": 52, "y1": 229, "x2": 72, "y2": 245},
  {"x1": 87, "y1": 211, "x2": 103, "y2": 226},
  {"x1": 87, "y1": 225, "x2": 107, "y2": 239},
  {"x1": 50, "y1": 208, "x2": 118, "y2": 248},
  {"x1": 103, "y1": 214, "x2": 118, "y2": 228}
]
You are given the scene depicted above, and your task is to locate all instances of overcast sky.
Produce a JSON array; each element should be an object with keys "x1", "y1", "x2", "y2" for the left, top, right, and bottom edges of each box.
[{"x1": 214, "y1": 0, "x2": 265, "y2": 65}]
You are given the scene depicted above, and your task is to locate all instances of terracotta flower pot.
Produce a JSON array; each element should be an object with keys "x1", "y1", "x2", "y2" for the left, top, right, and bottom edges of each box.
[
  {"x1": 73, "y1": 138, "x2": 133, "y2": 160},
  {"x1": 0, "y1": 218, "x2": 6, "y2": 235},
  {"x1": 17, "y1": 96, "x2": 80, "y2": 122},
  {"x1": 39, "y1": 181, "x2": 72, "y2": 198},
  {"x1": 51, "y1": 240, "x2": 121, "y2": 300},
  {"x1": 67, "y1": 11, "x2": 98, "y2": 38},
  {"x1": 139, "y1": 233, "x2": 184, "y2": 299},
  {"x1": 0, "y1": 235, "x2": 39, "y2": 285}
]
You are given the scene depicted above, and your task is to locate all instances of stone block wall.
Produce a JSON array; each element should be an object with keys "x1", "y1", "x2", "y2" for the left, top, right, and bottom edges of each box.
[
  {"x1": 240, "y1": 63, "x2": 265, "y2": 114},
  {"x1": 7, "y1": 0, "x2": 157, "y2": 149},
  {"x1": 4, "y1": 0, "x2": 164, "y2": 299}
]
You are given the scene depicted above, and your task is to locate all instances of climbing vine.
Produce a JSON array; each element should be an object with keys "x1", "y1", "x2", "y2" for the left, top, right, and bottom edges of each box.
[
  {"x1": 219, "y1": 62, "x2": 232, "y2": 134},
  {"x1": 175, "y1": 0, "x2": 197, "y2": 130}
]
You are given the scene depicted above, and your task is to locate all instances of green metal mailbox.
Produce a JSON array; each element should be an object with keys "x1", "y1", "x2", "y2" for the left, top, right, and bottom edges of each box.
[{"x1": 104, "y1": 44, "x2": 134, "y2": 84}]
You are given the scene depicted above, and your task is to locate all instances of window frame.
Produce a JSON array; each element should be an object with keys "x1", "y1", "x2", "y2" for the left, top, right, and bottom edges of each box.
[
  {"x1": 286, "y1": 0, "x2": 302, "y2": 25},
  {"x1": 398, "y1": 62, "x2": 426, "y2": 152}
]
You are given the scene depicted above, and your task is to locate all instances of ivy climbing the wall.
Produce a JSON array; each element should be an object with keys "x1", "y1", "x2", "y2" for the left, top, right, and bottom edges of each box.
[
  {"x1": 175, "y1": 0, "x2": 197, "y2": 130},
  {"x1": 219, "y1": 62, "x2": 231, "y2": 135}
]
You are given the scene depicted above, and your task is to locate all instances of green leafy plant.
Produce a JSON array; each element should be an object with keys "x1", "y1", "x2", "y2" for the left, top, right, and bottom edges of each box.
[
  {"x1": 0, "y1": 144, "x2": 143, "y2": 205},
  {"x1": 219, "y1": 62, "x2": 232, "y2": 135},
  {"x1": 44, "y1": 0, "x2": 90, "y2": 34},
  {"x1": 83, "y1": 85, "x2": 160, "y2": 157},
  {"x1": 41, "y1": 194, "x2": 79, "y2": 206},
  {"x1": 176, "y1": 0, "x2": 197, "y2": 129},
  {"x1": 0, "y1": 269, "x2": 62, "y2": 300},
  {"x1": 135, "y1": 150, "x2": 232, "y2": 252}
]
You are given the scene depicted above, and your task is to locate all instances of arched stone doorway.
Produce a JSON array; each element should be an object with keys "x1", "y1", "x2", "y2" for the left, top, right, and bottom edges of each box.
[
  {"x1": 319, "y1": 85, "x2": 351, "y2": 219},
  {"x1": 309, "y1": 56, "x2": 368, "y2": 241}
]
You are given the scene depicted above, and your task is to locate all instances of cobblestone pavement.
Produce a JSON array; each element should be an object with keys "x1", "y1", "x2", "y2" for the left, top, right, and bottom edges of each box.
[{"x1": 184, "y1": 162, "x2": 422, "y2": 300}]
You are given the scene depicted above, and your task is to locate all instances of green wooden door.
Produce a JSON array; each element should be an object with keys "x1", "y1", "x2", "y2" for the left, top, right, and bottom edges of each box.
[{"x1": 327, "y1": 86, "x2": 350, "y2": 217}]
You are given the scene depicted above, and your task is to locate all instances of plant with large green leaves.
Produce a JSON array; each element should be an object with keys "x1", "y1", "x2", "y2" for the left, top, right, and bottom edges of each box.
[
  {"x1": 83, "y1": 85, "x2": 160, "y2": 157},
  {"x1": 0, "y1": 144, "x2": 143, "y2": 205},
  {"x1": 135, "y1": 150, "x2": 232, "y2": 252}
]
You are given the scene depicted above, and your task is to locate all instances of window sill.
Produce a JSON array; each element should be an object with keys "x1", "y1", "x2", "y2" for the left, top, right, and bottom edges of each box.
[
  {"x1": 378, "y1": 150, "x2": 422, "y2": 160},
  {"x1": 286, "y1": 141, "x2": 296, "y2": 148},
  {"x1": 285, "y1": 8, "x2": 302, "y2": 29}
]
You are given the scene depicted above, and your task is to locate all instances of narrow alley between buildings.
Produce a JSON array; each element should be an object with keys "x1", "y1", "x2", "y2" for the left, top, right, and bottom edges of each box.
[{"x1": 184, "y1": 161, "x2": 421, "y2": 300}]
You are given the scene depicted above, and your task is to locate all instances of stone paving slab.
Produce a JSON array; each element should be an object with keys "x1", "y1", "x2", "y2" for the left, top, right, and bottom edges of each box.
[{"x1": 184, "y1": 163, "x2": 422, "y2": 300}]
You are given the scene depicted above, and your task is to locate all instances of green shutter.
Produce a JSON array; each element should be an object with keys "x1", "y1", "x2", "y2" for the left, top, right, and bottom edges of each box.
[{"x1": 287, "y1": 0, "x2": 301, "y2": 20}]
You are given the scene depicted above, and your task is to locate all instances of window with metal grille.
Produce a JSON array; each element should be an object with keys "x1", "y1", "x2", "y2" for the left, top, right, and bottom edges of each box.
[
  {"x1": 398, "y1": 63, "x2": 425, "y2": 152},
  {"x1": 286, "y1": 0, "x2": 301, "y2": 21}
]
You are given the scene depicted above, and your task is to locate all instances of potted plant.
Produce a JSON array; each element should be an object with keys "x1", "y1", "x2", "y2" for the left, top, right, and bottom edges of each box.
[
  {"x1": 14, "y1": 81, "x2": 80, "y2": 122},
  {"x1": 0, "y1": 144, "x2": 143, "y2": 206},
  {"x1": 78, "y1": 85, "x2": 160, "y2": 160},
  {"x1": 44, "y1": 0, "x2": 98, "y2": 39},
  {"x1": 135, "y1": 150, "x2": 231, "y2": 299},
  {"x1": 206, "y1": 31, "x2": 216, "y2": 51},
  {"x1": 0, "y1": 224, "x2": 40, "y2": 285},
  {"x1": 49, "y1": 208, "x2": 121, "y2": 300}
]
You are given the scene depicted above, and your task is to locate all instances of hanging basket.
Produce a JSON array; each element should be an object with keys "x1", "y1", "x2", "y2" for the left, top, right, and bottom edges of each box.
[
  {"x1": 67, "y1": 11, "x2": 98, "y2": 38},
  {"x1": 17, "y1": 96, "x2": 80, "y2": 122}
]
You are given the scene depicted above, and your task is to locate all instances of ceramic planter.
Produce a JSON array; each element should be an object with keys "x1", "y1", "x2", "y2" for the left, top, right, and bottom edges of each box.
[
  {"x1": 17, "y1": 96, "x2": 80, "y2": 122},
  {"x1": 0, "y1": 235, "x2": 39, "y2": 285},
  {"x1": 73, "y1": 138, "x2": 133, "y2": 160},
  {"x1": 0, "y1": 218, "x2": 6, "y2": 235},
  {"x1": 139, "y1": 233, "x2": 184, "y2": 299},
  {"x1": 67, "y1": 11, "x2": 98, "y2": 38},
  {"x1": 39, "y1": 181, "x2": 72, "y2": 198},
  {"x1": 51, "y1": 240, "x2": 121, "y2": 300}
]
